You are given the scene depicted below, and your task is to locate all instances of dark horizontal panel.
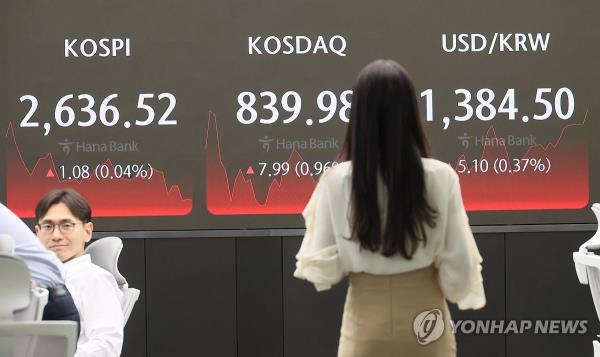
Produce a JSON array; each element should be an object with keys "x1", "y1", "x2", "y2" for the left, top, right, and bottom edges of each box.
[{"x1": 94, "y1": 224, "x2": 596, "y2": 239}]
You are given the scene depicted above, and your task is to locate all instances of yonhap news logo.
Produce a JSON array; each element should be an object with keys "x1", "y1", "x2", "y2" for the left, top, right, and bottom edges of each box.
[
  {"x1": 451, "y1": 319, "x2": 588, "y2": 335},
  {"x1": 413, "y1": 310, "x2": 589, "y2": 344},
  {"x1": 413, "y1": 309, "x2": 445, "y2": 345}
]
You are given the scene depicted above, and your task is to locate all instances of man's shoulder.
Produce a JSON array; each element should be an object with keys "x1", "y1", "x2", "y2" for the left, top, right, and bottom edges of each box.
[
  {"x1": 88, "y1": 261, "x2": 117, "y2": 281},
  {"x1": 66, "y1": 255, "x2": 120, "y2": 289}
]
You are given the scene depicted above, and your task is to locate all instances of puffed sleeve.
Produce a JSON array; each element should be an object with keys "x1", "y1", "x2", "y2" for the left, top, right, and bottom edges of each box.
[
  {"x1": 293, "y1": 177, "x2": 344, "y2": 291},
  {"x1": 435, "y1": 171, "x2": 486, "y2": 310}
]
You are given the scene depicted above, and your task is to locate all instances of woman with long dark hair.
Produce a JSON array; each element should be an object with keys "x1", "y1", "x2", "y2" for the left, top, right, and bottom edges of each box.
[{"x1": 294, "y1": 59, "x2": 485, "y2": 357}]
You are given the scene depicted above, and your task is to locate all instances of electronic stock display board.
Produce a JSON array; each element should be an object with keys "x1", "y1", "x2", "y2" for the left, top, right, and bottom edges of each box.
[{"x1": 1, "y1": 1, "x2": 597, "y2": 230}]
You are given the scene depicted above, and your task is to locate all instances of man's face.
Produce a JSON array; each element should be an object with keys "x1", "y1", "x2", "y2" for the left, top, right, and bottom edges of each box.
[{"x1": 35, "y1": 202, "x2": 93, "y2": 262}]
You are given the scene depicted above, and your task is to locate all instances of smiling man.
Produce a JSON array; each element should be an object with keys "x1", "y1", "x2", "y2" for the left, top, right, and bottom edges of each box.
[{"x1": 35, "y1": 188, "x2": 124, "y2": 357}]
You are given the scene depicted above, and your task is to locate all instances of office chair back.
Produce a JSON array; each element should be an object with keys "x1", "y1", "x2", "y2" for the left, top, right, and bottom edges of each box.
[
  {"x1": 573, "y1": 203, "x2": 600, "y2": 357},
  {"x1": 85, "y1": 236, "x2": 140, "y2": 324},
  {"x1": 573, "y1": 252, "x2": 600, "y2": 356},
  {"x1": 14, "y1": 287, "x2": 49, "y2": 322},
  {"x1": 0, "y1": 321, "x2": 78, "y2": 357},
  {"x1": 0, "y1": 233, "x2": 15, "y2": 255},
  {"x1": 0, "y1": 254, "x2": 77, "y2": 357},
  {"x1": 0, "y1": 255, "x2": 31, "y2": 321},
  {"x1": 588, "y1": 260, "x2": 600, "y2": 324},
  {"x1": 0, "y1": 234, "x2": 49, "y2": 321}
]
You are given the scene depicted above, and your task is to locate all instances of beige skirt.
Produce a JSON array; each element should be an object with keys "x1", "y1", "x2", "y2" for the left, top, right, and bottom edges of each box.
[{"x1": 338, "y1": 265, "x2": 456, "y2": 357}]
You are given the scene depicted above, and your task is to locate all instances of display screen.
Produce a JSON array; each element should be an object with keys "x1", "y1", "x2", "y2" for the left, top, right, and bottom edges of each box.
[{"x1": 1, "y1": 0, "x2": 597, "y2": 230}]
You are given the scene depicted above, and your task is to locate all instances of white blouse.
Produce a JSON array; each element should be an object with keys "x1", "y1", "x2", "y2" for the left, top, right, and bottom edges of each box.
[{"x1": 294, "y1": 159, "x2": 486, "y2": 310}]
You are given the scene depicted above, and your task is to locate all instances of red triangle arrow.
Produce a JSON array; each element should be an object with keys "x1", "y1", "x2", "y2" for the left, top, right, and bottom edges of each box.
[
  {"x1": 46, "y1": 169, "x2": 55, "y2": 178},
  {"x1": 246, "y1": 166, "x2": 255, "y2": 175}
]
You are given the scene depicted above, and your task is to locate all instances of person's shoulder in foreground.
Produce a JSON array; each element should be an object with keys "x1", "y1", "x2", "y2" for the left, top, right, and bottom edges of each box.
[
  {"x1": 324, "y1": 159, "x2": 457, "y2": 182},
  {"x1": 0, "y1": 202, "x2": 64, "y2": 289}
]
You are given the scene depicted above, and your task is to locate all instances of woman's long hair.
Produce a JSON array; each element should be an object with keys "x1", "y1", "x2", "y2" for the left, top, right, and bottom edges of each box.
[{"x1": 342, "y1": 59, "x2": 437, "y2": 259}]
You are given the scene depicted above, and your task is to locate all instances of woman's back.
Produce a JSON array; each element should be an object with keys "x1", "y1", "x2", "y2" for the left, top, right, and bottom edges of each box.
[
  {"x1": 294, "y1": 59, "x2": 485, "y2": 357},
  {"x1": 296, "y1": 157, "x2": 484, "y2": 307},
  {"x1": 316, "y1": 158, "x2": 464, "y2": 271}
]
